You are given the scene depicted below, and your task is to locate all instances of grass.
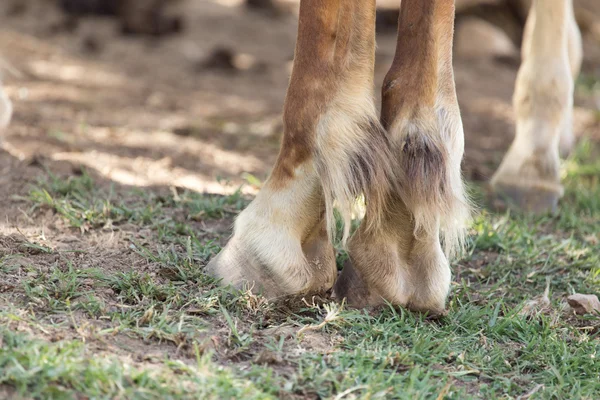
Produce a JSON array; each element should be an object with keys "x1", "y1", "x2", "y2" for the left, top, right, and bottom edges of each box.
[
  {"x1": 1, "y1": 141, "x2": 600, "y2": 399},
  {"x1": 0, "y1": 327, "x2": 268, "y2": 399}
]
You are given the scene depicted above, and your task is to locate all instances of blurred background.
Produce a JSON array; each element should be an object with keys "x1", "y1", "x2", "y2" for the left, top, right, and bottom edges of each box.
[{"x1": 0, "y1": 0, "x2": 599, "y2": 197}]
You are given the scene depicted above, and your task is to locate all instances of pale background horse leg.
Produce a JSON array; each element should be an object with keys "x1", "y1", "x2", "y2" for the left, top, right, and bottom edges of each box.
[
  {"x1": 490, "y1": 0, "x2": 578, "y2": 212},
  {"x1": 207, "y1": 0, "x2": 394, "y2": 298},
  {"x1": 520, "y1": 0, "x2": 582, "y2": 157},
  {"x1": 335, "y1": 0, "x2": 470, "y2": 314},
  {"x1": 0, "y1": 79, "x2": 12, "y2": 134}
]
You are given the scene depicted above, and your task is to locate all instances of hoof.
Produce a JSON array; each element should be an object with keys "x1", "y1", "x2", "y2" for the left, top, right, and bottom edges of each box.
[
  {"x1": 205, "y1": 223, "x2": 337, "y2": 300},
  {"x1": 333, "y1": 259, "x2": 448, "y2": 317},
  {"x1": 205, "y1": 240, "x2": 298, "y2": 298},
  {"x1": 332, "y1": 260, "x2": 378, "y2": 308},
  {"x1": 489, "y1": 181, "x2": 563, "y2": 214},
  {"x1": 332, "y1": 231, "x2": 450, "y2": 316}
]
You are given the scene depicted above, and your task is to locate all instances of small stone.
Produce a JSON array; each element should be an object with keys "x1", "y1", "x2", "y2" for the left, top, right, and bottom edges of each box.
[{"x1": 567, "y1": 294, "x2": 600, "y2": 315}]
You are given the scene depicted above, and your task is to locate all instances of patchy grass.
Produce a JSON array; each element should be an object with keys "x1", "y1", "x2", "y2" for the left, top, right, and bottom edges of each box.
[
  {"x1": 0, "y1": 327, "x2": 268, "y2": 399},
  {"x1": 27, "y1": 170, "x2": 248, "y2": 233},
  {"x1": 1, "y1": 141, "x2": 600, "y2": 399}
]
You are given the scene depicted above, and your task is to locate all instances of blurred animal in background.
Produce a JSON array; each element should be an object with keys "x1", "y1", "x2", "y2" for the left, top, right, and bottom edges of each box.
[
  {"x1": 207, "y1": 0, "x2": 584, "y2": 314},
  {"x1": 59, "y1": 0, "x2": 183, "y2": 36}
]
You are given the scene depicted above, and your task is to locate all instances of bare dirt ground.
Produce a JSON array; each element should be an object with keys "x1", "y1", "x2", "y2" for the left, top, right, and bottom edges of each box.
[{"x1": 1, "y1": 1, "x2": 600, "y2": 398}]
